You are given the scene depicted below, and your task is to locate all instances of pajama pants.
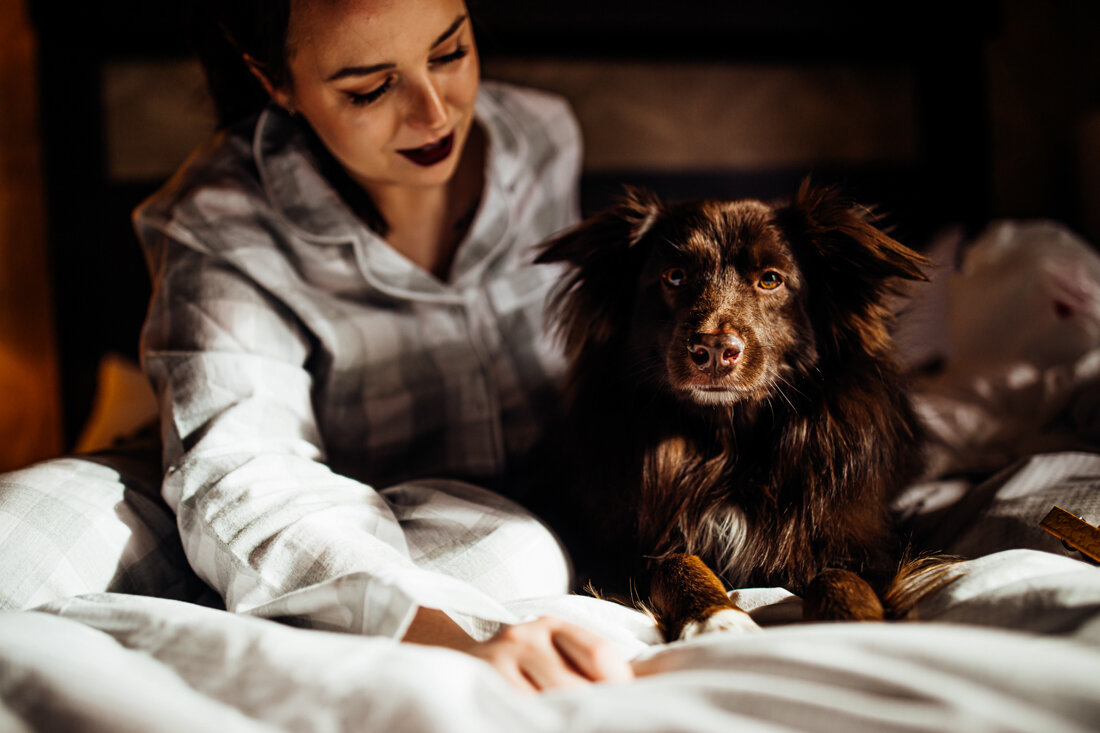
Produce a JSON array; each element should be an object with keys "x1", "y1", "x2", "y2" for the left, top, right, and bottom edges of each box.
[{"x1": 0, "y1": 433, "x2": 571, "y2": 639}]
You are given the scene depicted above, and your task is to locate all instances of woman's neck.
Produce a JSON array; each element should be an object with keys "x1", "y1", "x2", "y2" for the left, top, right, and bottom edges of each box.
[{"x1": 364, "y1": 124, "x2": 486, "y2": 281}]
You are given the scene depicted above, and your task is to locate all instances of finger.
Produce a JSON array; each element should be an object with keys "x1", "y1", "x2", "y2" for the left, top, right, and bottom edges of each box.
[
  {"x1": 629, "y1": 654, "x2": 665, "y2": 679},
  {"x1": 497, "y1": 665, "x2": 540, "y2": 695},
  {"x1": 474, "y1": 621, "x2": 589, "y2": 693},
  {"x1": 517, "y1": 643, "x2": 592, "y2": 692},
  {"x1": 551, "y1": 625, "x2": 634, "y2": 684}
]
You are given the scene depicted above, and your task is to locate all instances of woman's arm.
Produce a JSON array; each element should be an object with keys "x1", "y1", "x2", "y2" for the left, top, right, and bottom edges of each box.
[{"x1": 140, "y1": 234, "x2": 517, "y2": 637}]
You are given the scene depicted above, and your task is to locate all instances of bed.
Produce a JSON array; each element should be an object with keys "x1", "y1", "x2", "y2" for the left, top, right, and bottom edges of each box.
[
  {"x1": 10, "y1": 2, "x2": 1100, "y2": 731},
  {"x1": 2, "y1": 456, "x2": 1099, "y2": 732},
  {"x1": 4, "y1": 207, "x2": 1100, "y2": 733},
  {"x1": 2, "y1": 542, "x2": 1099, "y2": 733}
]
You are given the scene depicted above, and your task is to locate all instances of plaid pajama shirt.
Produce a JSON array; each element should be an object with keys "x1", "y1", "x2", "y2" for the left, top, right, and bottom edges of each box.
[{"x1": 1, "y1": 82, "x2": 581, "y2": 638}]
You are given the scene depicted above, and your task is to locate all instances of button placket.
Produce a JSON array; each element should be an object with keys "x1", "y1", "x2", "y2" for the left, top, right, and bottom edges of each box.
[{"x1": 462, "y1": 288, "x2": 505, "y2": 473}]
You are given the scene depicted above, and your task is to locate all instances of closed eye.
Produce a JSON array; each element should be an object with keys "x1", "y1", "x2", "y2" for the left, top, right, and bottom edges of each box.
[
  {"x1": 430, "y1": 46, "x2": 469, "y2": 67},
  {"x1": 344, "y1": 46, "x2": 468, "y2": 108},
  {"x1": 346, "y1": 77, "x2": 394, "y2": 107}
]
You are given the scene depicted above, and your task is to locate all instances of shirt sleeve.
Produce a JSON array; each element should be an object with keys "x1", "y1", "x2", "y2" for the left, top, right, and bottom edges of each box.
[{"x1": 138, "y1": 223, "x2": 518, "y2": 638}]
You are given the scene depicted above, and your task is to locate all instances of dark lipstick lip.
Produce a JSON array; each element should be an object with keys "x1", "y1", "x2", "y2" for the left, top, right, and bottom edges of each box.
[{"x1": 397, "y1": 132, "x2": 455, "y2": 167}]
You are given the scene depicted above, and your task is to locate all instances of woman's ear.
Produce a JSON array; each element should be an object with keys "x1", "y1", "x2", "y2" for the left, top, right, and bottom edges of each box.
[{"x1": 243, "y1": 53, "x2": 296, "y2": 114}]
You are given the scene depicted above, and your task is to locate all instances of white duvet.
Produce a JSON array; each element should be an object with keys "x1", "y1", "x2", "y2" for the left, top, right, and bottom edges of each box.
[
  {"x1": 4, "y1": 449, "x2": 1100, "y2": 733},
  {"x1": 2, "y1": 543, "x2": 1099, "y2": 733}
]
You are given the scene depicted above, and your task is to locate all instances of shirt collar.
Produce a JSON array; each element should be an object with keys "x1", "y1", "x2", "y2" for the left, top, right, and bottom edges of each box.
[{"x1": 252, "y1": 84, "x2": 528, "y2": 245}]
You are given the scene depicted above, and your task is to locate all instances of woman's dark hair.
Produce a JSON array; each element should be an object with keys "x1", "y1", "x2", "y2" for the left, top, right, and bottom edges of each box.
[
  {"x1": 188, "y1": 0, "x2": 294, "y2": 128},
  {"x1": 187, "y1": 0, "x2": 389, "y2": 232}
]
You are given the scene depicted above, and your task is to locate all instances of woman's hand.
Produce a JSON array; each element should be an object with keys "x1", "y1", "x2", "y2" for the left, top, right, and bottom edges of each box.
[{"x1": 403, "y1": 608, "x2": 634, "y2": 693}]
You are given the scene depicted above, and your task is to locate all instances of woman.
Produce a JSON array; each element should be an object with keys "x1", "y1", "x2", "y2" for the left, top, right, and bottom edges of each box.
[{"x1": 1, "y1": 0, "x2": 632, "y2": 692}]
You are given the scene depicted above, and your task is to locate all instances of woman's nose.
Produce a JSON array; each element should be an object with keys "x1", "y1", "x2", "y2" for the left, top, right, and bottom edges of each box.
[{"x1": 406, "y1": 78, "x2": 448, "y2": 130}]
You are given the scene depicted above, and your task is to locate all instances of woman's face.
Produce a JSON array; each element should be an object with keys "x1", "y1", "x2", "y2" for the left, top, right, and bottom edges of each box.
[{"x1": 277, "y1": 0, "x2": 480, "y2": 198}]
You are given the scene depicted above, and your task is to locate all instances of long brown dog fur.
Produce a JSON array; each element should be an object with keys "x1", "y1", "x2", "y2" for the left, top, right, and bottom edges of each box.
[{"x1": 532, "y1": 181, "x2": 957, "y2": 640}]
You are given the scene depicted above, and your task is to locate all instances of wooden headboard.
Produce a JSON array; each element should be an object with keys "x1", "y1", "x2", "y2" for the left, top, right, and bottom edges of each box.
[{"x1": 30, "y1": 0, "x2": 1000, "y2": 445}]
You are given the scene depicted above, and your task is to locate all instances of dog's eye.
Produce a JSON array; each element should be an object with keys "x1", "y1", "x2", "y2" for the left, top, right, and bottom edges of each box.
[
  {"x1": 758, "y1": 271, "x2": 783, "y2": 290},
  {"x1": 662, "y1": 267, "x2": 688, "y2": 288}
]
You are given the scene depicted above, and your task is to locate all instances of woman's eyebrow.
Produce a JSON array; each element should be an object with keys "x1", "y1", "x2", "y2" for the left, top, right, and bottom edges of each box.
[
  {"x1": 431, "y1": 14, "x2": 467, "y2": 50},
  {"x1": 325, "y1": 62, "x2": 394, "y2": 82},
  {"x1": 324, "y1": 15, "x2": 467, "y2": 83}
]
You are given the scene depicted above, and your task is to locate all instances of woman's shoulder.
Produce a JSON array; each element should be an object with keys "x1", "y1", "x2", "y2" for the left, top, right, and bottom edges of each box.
[
  {"x1": 477, "y1": 80, "x2": 582, "y2": 174},
  {"x1": 133, "y1": 114, "x2": 270, "y2": 235},
  {"x1": 478, "y1": 80, "x2": 580, "y2": 140}
]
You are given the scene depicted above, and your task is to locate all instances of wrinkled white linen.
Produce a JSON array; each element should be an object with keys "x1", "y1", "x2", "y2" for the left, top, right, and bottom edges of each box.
[
  {"x1": 4, "y1": 449, "x2": 1100, "y2": 732},
  {"x1": 4, "y1": 547, "x2": 1099, "y2": 733},
  {"x1": 902, "y1": 221, "x2": 1100, "y2": 478}
]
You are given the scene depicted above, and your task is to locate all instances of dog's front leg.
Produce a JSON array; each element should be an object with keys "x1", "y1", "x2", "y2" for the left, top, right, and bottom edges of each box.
[
  {"x1": 648, "y1": 554, "x2": 760, "y2": 641},
  {"x1": 801, "y1": 568, "x2": 884, "y2": 621}
]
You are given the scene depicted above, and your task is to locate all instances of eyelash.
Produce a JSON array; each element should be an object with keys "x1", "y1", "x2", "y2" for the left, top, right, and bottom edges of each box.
[
  {"x1": 431, "y1": 46, "x2": 469, "y2": 67},
  {"x1": 345, "y1": 45, "x2": 470, "y2": 108},
  {"x1": 347, "y1": 79, "x2": 393, "y2": 107}
]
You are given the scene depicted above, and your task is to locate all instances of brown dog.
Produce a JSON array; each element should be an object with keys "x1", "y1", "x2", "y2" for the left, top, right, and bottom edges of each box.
[{"x1": 534, "y1": 181, "x2": 955, "y2": 640}]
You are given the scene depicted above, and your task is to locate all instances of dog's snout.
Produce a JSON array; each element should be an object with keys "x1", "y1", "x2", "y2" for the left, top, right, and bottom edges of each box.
[{"x1": 688, "y1": 333, "x2": 744, "y2": 374}]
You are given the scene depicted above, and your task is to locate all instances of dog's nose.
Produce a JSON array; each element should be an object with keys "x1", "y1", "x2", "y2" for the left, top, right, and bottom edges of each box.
[{"x1": 688, "y1": 333, "x2": 744, "y2": 374}]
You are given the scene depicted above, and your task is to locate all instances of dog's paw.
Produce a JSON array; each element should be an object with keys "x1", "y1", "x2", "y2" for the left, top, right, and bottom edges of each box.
[{"x1": 678, "y1": 608, "x2": 760, "y2": 640}]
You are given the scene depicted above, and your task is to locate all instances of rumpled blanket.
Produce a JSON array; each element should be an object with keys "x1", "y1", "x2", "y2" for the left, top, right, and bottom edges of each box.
[
  {"x1": 902, "y1": 220, "x2": 1100, "y2": 478},
  {"x1": 3, "y1": 450, "x2": 1099, "y2": 732}
]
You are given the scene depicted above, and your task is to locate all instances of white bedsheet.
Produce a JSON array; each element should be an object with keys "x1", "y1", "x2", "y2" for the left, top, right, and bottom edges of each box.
[
  {"x1": 2, "y1": 546, "x2": 1099, "y2": 733},
  {"x1": 4, "y1": 454, "x2": 1100, "y2": 733},
  {"x1": 4, "y1": 449, "x2": 1100, "y2": 732}
]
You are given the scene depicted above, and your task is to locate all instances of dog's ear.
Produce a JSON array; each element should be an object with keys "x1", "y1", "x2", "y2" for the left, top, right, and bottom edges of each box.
[
  {"x1": 536, "y1": 186, "x2": 662, "y2": 267},
  {"x1": 536, "y1": 187, "x2": 663, "y2": 358},
  {"x1": 778, "y1": 179, "x2": 931, "y2": 358},
  {"x1": 781, "y1": 179, "x2": 929, "y2": 284}
]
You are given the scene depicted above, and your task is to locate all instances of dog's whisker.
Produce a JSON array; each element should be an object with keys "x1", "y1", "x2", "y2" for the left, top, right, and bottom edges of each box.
[
  {"x1": 626, "y1": 357, "x2": 669, "y2": 386},
  {"x1": 772, "y1": 374, "x2": 802, "y2": 413}
]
